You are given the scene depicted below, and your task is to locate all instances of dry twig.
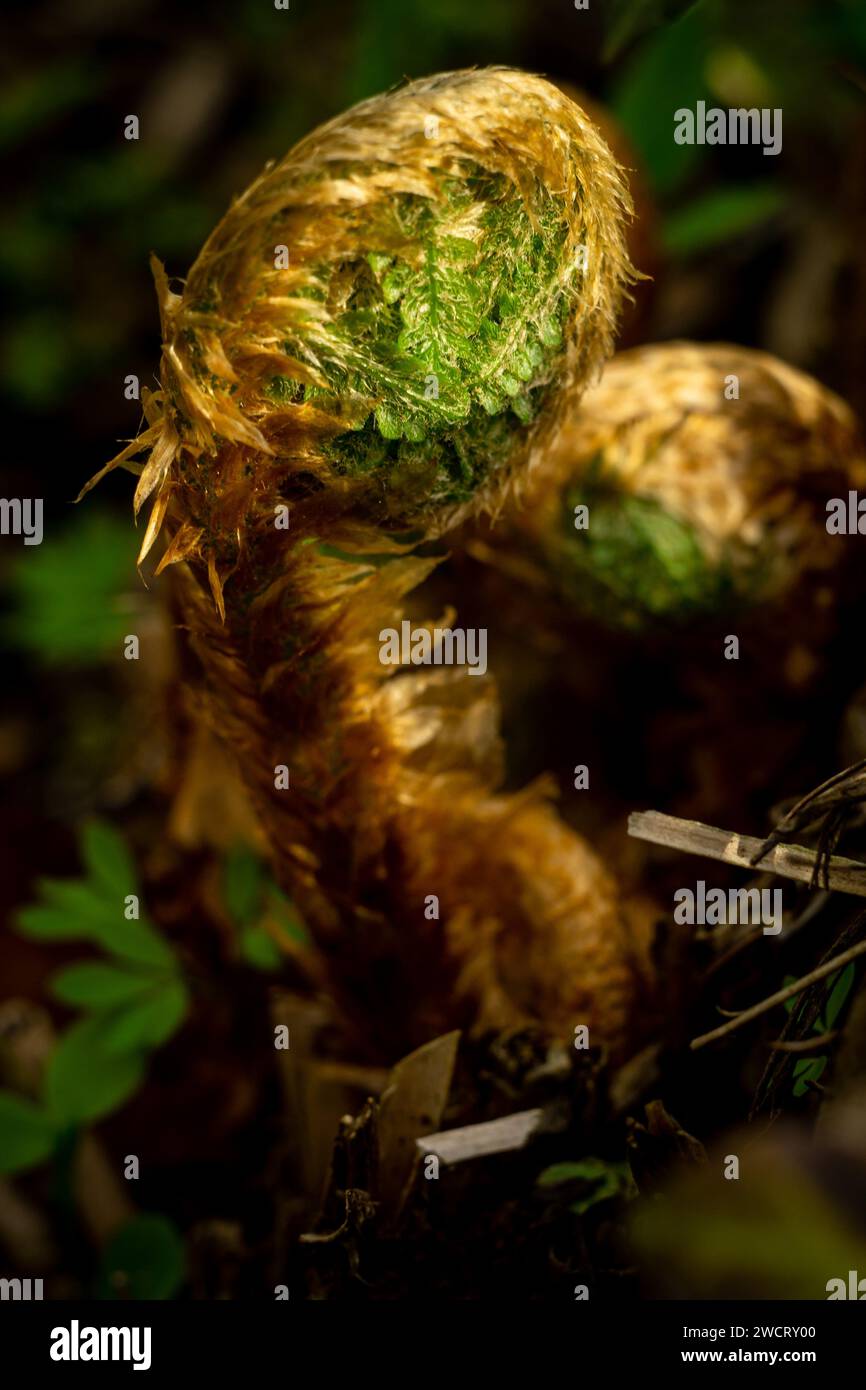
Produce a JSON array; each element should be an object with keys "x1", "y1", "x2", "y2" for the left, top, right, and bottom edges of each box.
[
  {"x1": 628, "y1": 810, "x2": 866, "y2": 896},
  {"x1": 689, "y1": 939, "x2": 866, "y2": 1050}
]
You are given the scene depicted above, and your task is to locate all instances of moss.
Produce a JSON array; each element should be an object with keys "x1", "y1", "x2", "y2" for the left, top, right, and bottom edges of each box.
[{"x1": 264, "y1": 375, "x2": 305, "y2": 405}]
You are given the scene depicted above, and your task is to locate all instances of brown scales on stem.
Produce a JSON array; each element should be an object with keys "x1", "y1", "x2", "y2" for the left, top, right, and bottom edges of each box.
[{"x1": 170, "y1": 497, "x2": 657, "y2": 1060}]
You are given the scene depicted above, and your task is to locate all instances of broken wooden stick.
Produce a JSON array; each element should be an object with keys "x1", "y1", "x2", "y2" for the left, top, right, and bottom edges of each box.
[{"x1": 627, "y1": 810, "x2": 866, "y2": 897}]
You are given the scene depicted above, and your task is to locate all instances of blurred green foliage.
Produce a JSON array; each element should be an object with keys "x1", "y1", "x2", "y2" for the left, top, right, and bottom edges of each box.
[
  {"x1": 0, "y1": 1092, "x2": 58, "y2": 1173},
  {"x1": 346, "y1": 0, "x2": 525, "y2": 104},
  {"x1": 604, "y1": 0, "x2": 701, "y2": 61},
  {"x1": 632, "y1": 1153, "x2": 866, "y2": 1298},
  {"x1": 0, "y1": 60, "x2": 95, "y2": 153},
  {"x1": 223, "y1": 843, "x2": 309, "y2": 969},
  {"x1": 662, "y1": 183, "x2": 785, "y2": 257},
  {"x1": 0, "y1": 821, "x2": 188, "y2": 1173},
  {"x1": 613, "y1": 0, "x2": 866, "y2": 255},
  {"x1": 98, "y1": 1214, "x2": 185, "y2": 1300},
  {"x1": 3, "y1": 510, "x2": 139, "y2": 664},
  {"x1": 613, "y1": 0, "x2": 711, "y2": 196}
]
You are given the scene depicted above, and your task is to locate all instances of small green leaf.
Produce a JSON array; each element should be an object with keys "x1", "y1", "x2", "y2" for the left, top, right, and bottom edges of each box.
[
  {"x1": 81, "y1": 820, "x2": 138, "y2": 897},
  {"x1": 50, "y1": 962, "x2": 158, "y2": 1010},
  {"x1": 537, "y1": 1158, "x2": 615, "y2": 1187},
  {"x1": 0, "y1": 1091, "x2": 57, "y2": 1173},
  {"x1": 45, "y1": 1017, "x2": 146, "y2": 1126},
  {"x1": 375, "y1": 403, "x2": 403, "y2": 440},
  {"x1": 99, "y1": 981, "x2": 188, "y2": 1054},
  {"x1": 98, "y1": 1214, "x2": 185, "y2": 1300},
  {"x1": 224, "y1": 846, "x2": 265, "y2": 927},
  {"x1": 16, "y1": 903, "x2": 84, "y2": 940}
]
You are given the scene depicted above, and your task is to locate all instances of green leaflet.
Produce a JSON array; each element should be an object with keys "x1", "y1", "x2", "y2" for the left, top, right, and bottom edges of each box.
[
  {"x1": 16, "y1": 818, "x2": 176, "y2": 967},
  {"x1": 326, "y1": 400, "x2": 533, "y2": 508},
  {"x1": 80, "y1": 818, "x2": 138, "y2": 897},
  {"x1": 50, "y1": 962, "x2": 161, "y2": 1009},
  {"x1": 21, "y1": 875, "x2": 175, "y2": 968}
]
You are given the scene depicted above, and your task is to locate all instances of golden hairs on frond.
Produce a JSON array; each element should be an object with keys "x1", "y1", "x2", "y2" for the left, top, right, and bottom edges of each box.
[{"x1": 85, "y1": 69, "x2": 636, "y2": 560}]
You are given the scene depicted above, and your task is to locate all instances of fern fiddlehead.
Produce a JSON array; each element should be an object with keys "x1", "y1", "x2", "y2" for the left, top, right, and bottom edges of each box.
[
  {"x1": 504, "y1": 342, "x2": 866, "y2": 632},
  {"x1": 87, "y1": 68, "x2": 655, "y2": 1061}
]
